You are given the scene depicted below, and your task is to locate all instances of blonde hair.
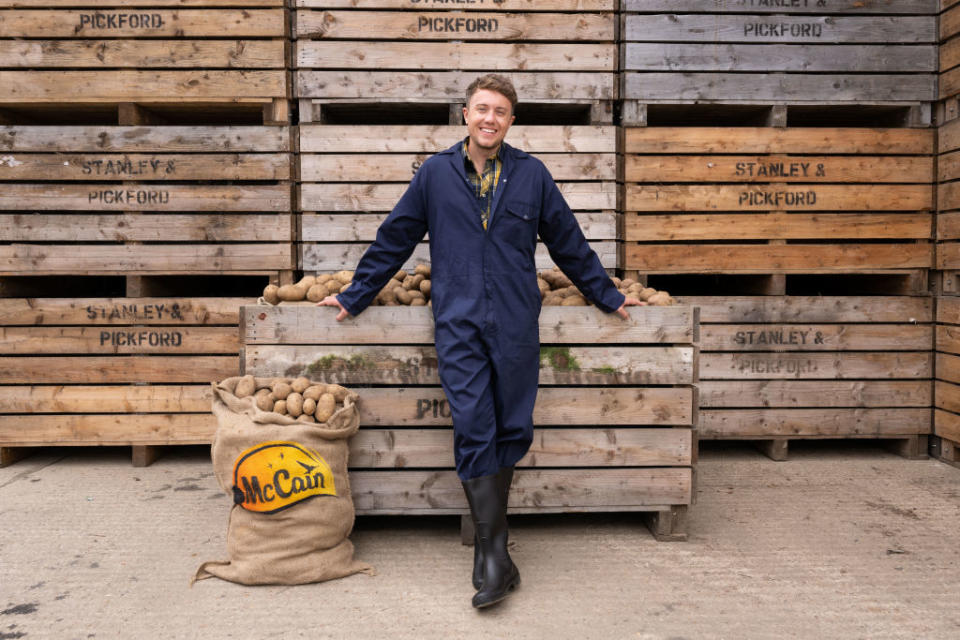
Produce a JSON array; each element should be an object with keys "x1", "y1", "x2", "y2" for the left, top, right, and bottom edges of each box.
[{"x1": 466, "y1": 74, "x2": 518, "y2": 112}]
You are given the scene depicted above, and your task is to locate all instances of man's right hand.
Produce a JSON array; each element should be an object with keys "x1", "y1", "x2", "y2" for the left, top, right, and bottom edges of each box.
[{"x1": 316, "y1": 295, "x2": 351, "y2": 322}]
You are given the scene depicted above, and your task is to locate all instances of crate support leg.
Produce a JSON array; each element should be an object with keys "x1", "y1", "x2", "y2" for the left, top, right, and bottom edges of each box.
[
  {"x1": 460, "y1": 513, "x2": 474, "y2": 546},
  {"x1": 132, "y1": 445, "x2": 163, "y2": 467},
  {"x1": 0, "y1": 446, "x2": 32, "y2": 468},
  {"x1": 757, "y1": 438, "x2": 789, "y2": 461},
  {"x1": 886, "y1": 435, "x2": 928, "y2": 460},
  {"x1": 642, "y1": 506, "x2": 688, "y2": 542}
]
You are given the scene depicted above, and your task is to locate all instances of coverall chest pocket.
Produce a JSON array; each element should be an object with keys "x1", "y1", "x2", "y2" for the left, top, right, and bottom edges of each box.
[{"x1": 501, "y1": 202, "x2": 539, "y2": 250}]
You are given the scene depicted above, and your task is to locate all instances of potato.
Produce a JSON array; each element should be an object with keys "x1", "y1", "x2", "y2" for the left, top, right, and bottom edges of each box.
[
  {"x1": 339, "y1": 282, "x2": 352, "y2": 294},
  {"x1": 537, "y1": 279, "x2": 550, "y2": 297},
  {"x1": 287, "y1": 392, "x2": 304, "y2": 417},
  {"x1": 404, "y1": 274, "x2": 424, "y2": 291},
  {"x1": 254, "y1": 389, "x2": 273, "y2": 412},
  {"x1": 314, "y1": 393, "x2": 336, "y2": 422},
  {"x1": 306, "y1": 284, "x2": 326, "y2": 302},
  {"x1": 610, "y1": 277, "x2": 622, "y2": 287},
  {"x1": 277, "y1": 284, "x2": 305, "y2": 302},
  {"x1": 334, "y1": 270, "x2": 354, "y2": 285},
  {"x1": 414, "y1": 264, "x2": 431, "y2": 277},
  {"x1": 296, "y1": 414, "x2": 316, "y2": 424},
  {"x1": 271, "y1": 381, "x2": 292, "y2": 400},
  {"x1": 325, "y1": 384, "x2": 351, "y2": 403},
  {"x1": 234, "y1": 375, "x2": 255, "y2": 398},
  {"x1": 325, "y1": 280, "x2": 342, "y2": 295},
  {"x1": 291, "y1": 376, "x2": 311, "y2": 393},
  {"x1": 647, "y1": 291, "x2": 672, "y2": 306},
  {"x1": 621, "y1": 278, "x2": 637, "y2": 289},
  {"x1": 562, "y1": 295, "x2": 588, "y2": 306},
  {"x1": 302, "y1": 397, "x2": 317, "y2": 416},
  {"x1": 395, "y1": 288, "x2": 413, "y2": 305},
  {"x1": 273, "y1": 399, "x2": 287, "y2": 415},
  {"x1": 263, "y1": 284, "x2": 280, "y2": 305},
  {"x1": 303, "y1": 385, "x2": 325, "y2": 401},
  {"x1": 639, "y1": 287, "x2": 657, "y2": 301},
  {"x1": 316, "y1": 273, "x2": 333, "y2": 284},
  {"x1": 543, "y1": 294, "x2": 563, "y2": 306},
  {"x1": 420, "y1": 279, "x2": 431, "y2": 296},
  {"x1": 296, "y1": 275, "x2": 316, "y2": 289},
  {"x1": 411, "y1": 297, "x2": 427, "y2": 306},
  {"x1": 393, "y1": 270, "x2": 408, "y2": 281},
  {"x1": 409, "y1": 290, "x2": 425, "y2": 300}
]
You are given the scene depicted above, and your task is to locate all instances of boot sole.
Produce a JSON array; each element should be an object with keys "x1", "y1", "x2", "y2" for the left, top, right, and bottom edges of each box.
[{"x1": 472, "y1": 577, "x2": 520, "y2": 609}]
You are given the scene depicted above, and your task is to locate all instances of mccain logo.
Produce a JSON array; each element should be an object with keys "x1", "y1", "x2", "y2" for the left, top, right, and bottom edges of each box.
[{"x1": 231, "y1": 441, "x2": 336, "y2": 514}]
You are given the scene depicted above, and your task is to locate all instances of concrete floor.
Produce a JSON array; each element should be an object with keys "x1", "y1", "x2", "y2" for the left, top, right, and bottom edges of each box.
[{"x1": 2, "y1": 441, "x2": 959, "y2": 640}]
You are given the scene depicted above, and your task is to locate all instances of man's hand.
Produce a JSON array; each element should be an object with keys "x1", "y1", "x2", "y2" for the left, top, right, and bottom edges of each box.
[
  {"x1": 615, "y1": 296, "x2": 646, "y2": 320},
  {"x1": 316, "y1": 295, "x2": 351, "y2": 322}
]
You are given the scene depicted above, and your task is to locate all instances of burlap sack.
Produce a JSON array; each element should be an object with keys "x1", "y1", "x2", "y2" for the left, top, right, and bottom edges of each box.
[{"x1": 194, "y1": 376, "x2": 374, "y2": 585}]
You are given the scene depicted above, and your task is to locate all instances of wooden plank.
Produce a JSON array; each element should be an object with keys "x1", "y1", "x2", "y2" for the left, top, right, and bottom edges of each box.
[
  {"x1": 0, "y1": 184, "x2": 290, "y2": 212},
  {"x1": 699, "y1": 408, "x2": 931, "y2": 438},
  {"x1": 349, "y1": 468, "x2": 692, "y2": 512},
  {"x1": 938, "y1": 324, "x2": 960, "y2": 355},
  {"x1": 297, "y1": 41, "x2": 615, "y2": 71},
  {"x1": 936, "y1": 182, "x2": 960, "y2": 212},
  {"x1": 941, "y1": 36, "x2": 960, "y2": 73},
  {"x1": 348, "y1": 427, "x2": 693, "y2": 468},
  {"x1": 302, "y1": 241, "x2": 617, "y2": 271},
  {"x1": 301, "y1": 152, "x2": 616, "y2": 182},
  {"x1": 296, "y1": 11, "x2": 614, "y2": 41},
  {"x1": 244, "y1": 345, "x2": 696, "y2": 385},
  {"x1": 300, "y1": 125, "x2": 615, "y2": 153},
  {"x1": 935, "y1": 408, "x2": 960, "y2": 442},
  {"x1": 937, "y1": 296, "x2": 960, "y2": 324},
  {"x1": 940, "y1": 66, "x2": 960, "y2": 100},
  {"x1": 0, "y1": 40, "x2": 284, "y2": 69},
  {"x1": 0, "y1": 356, "x2": 238, "y2": 384},
  {"x1": 701, "y1": 324, "x2": 932, "y2": 352},
  {"x1": 0, "y1": 126, "x2": 290, "y2": 152},
  {"x1": 0, "y1": 154, "x2": 290, "y2": 181},
  {"x1": 242, "y1": 305, "x2": 696, "y2": 345},
  {"x1": 0, "y1": 297, "x2": 245, "y2": 326},
  {"x1": 624, "y1": 155, "x2": 932, "y2": 184},
  {"x1": 0, "y1": 413, "x2": 216, "y2": 446},
  {"x1": 937, "y1": 352, "x2": 960, "y2": 384},
  {"x1": 935, "y1": 380, "x2": 960, "y2": 414},
  {"x1": 624, "y1": 213, "x2": 931, "y2": 241},
  {"x1": 296, "y1": 71, "x2": 613, "y2": 100},
  {"x1": 938, "y1": 211, "x2": 960, "y2": 241},
  {"x1": 940, "y1": 115, "x2": 960, "y2": 156},
  {"x1": 623, "y1": 244, "x2": 933, "y2": 272},
  {"x1": 0, "y1": 384, "x2": 211, "y2": 413},
  {"x1": 701, "y1": 352, "x2": 931, "y2": 380},
  {"x1": 624, "y1": 184, "x2": 932, "y2": 212},
  {"x1": 625, "y1": 127, "x2": 934, "y2": 155},
  {"x1": 297, "y1": 0, "x2": 615, "y2": 8},
  {"x1": 0, "y1": 244, "x2": 294, "y2": 274},
  {"x1": 623, "y1": 0, "x2": 937, "y2": 13},
  {"x1": 302, "y1": 182, "x2": 615, "y2": 211},
  {"x1": 942, "y1": 3, "x2": 960, "y2": 41},
  {"x1": 623, "y1": 43, "x2": 936, "y2": 73},
  {"x1": 1, "y1": 214, "x2": 292, "y2": 243},
  {"x1": 938, "y1": 150, "x2": 960, "y2": 184},
  {"x1": 0, "y1": 0, "x2": 284, "y2": 7},
  {"x1": 678, "y1": 296, "x2": 931, "y2": 323},
  {"x1": 0, "y1": 327, "x2": 237, "y2": 355},
  {"x1": 303, "y1": 212, "x2": 615, "y2": 242},
  {"x1": 0, "y1": 71, "x2": 287, "y2": 102},
  {"x1": 936, "y1": 242, "x2": 960, "y2": 269},
  {"x1": 700, "y1": 380, "x2": 931, "y2": 408},
  {"x1": 0, "y1": 10, "x2": 285, "y2": 38},
  {"x1": 623, "y1": 15, "x2": 934, "y2": 44}
]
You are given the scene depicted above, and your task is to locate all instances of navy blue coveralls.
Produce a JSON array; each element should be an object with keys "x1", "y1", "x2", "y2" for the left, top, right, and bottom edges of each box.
[{"x1": 336, "y1": 140, "x2": 625, "y2": 480}]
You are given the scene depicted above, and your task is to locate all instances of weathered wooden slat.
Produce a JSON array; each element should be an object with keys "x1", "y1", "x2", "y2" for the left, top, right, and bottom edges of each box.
[
  {"x1": 0, "y1": 126, "x2": 290, "y2": 152},
  {"x1": 0, "y1": 154, "x2": 290, "y2": 181},
  {"x1": 297, "y1": 41, "x2": 614, "y2": 71},
  {"x1": 941, "y1": 66, "x2": 960, "y2": 100},
  {"x1": 938, "y1": 150, "x2": 960, "y2": 182},
  {"x1": 938, "y1": 296, "x2": 960, "y2": 324},
  {"x1": 623, "y1": 43, "x2": 936, "y2": 72},
  {"x1": 297, "y1": 0, "x2": 614, "y2": 8},
  {"x1": 937, "y1": 325, "x2": 960, "y2": 355},
  {"x1": 623, "y1": 15, "x2": 934, "y2": 44},
  {"x1": 625, "y1": 127, "x2": 933, "y2": 155},
  {"x1": 701, "y1": 352, "x2": 931, "y2": 380},
  {"x1": 700, "y1": 408, "x2": 931, "y2": 438},
  {"x1": 296, "y1": 11, "x2": 613, "y2": 41},
  {"x1": 677, "y1": 296, "x2": 930, "y2": 324},
  {"x1": 0, "y1": 244, "x2": 294, "y2": 274},
  {"x1": 0, "y1": 10, "x2": 285, "y2": 38},
  {"x1": 624, "y1": 155, "x2": 932, "y2": 184},
  {"x1": 296, "y1": 71, "x2": 613, "y2": 100},
  {"x1": 349, "y1": 427, "x2": 692, "y2": 468},
  {"x1": 0, "y1": 384, "x2": 211, "y2": 413},
  {"x1": 625, "y1": 184, "x2": 932, "y2": 212},
  {"x1": 302, "y1": 212, "x2": 615, "y2": 242},
  {"x1": 623, "y1": 244, "x2": 933, "y2": 272},
  {"x1": 0, "y1": 184, "x2": 290, "y2": 212},
  {"x1": 242, "y1": 305, "x2": 696, "y2": 345},
  {"x1": 701, "y1": 324, "x2": 932, "y2": 352},
  {"x1": 244, "y1": 345, "x2": 696, "y2": 385},
  {"x1": 700, "y1": 380, "x2": 931, "y2": 409},
  {"x1": 0, "y1": 40, "x2": 284, "y2": 69},
  {"x1": 936, "y1": 182, "x2": 960, "y2": 212},
  {"x1": 0, "y1": 71, "x2": 287, "y2": 102},
  {"x1": 942, "y1": 3, "x2": 960, "y2": 41},
  {"x1": 935, "y1": 408, "x2": 960, "y2": 443},
  {"x1": 0, "y1": 327, "x2": 237, "y2": 355},
  {"x1": 349, "y1": 468, "x2": 692, "y2": 512},
  {"x1": 0, "y1": 356, "x2": 237, "y2": 384},
  {"x1": 622, "y1": 0, "x2": 937, "y2": 13},
  {"x1": 624, "y1": 213, "x2": 931, "y2": 242},
  {"x1": 622, "y1": 72, "x2": 936, "y2": 103},
  {"x1": 301, "y1": 152, "x2": 616, "y2": 182},
  {"x1": 936, "y1": 242, "x2": 960, "y2": 270},
  {"x1": 302, "y1": 241, "x2": 617, "y2": 271},
  {"x1": 937, "y1": 381, "x2": 960, "y2": 414},
  {"x1": 0, "y1": 298, "x2": 245, "y2": 326},
  {"x1": 940, "y1": 35, "x2": 960, "y2": 73},
  {"x1": 1, "y1": 214, "x2": 292, "y2": 243},
  {"x1": 0, "y1": 413, "x2": 215, "y2": 446},
  {"x1": 0, "y1": 0, "x2": 284, "y2": 7},
  {"x1": 300, "y1": 125, "x2": 615, "y2": 153},
  {"x1": 937, "y1": 352, "x2": 960, "y2": 384}
]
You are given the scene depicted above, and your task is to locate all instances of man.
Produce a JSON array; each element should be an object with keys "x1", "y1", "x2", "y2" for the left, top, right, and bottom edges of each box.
[{"x1": 319, "y1": 74, "x2": 643, "y2": 608}]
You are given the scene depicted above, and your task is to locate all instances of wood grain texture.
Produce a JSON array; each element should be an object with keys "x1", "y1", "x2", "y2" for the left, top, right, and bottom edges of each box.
[
  {"x1": 0, "y1": 327, "x2": 238, "y2": 355},
  {"x1": 675, "y1": 296, "x2": 932, "y2": 323},
  {"x1": 935, "y1": 408, "x2": 960, "y2": 442},
  {"x1": 0, "y1": 184, "x2": 290, "y2": 212},
  {"x1": 700, "y1": 408, "x2": 931, "y2": 437},
  {"x1": 0, "y1": 126, "x2": 290, "y2": 152},
  {"x1": 0, "y1": 154, "x2": 290, "y2": 181},
  {"x1": 1, "y1": 214, "x2": 292, "y2": 242},
  {"x1": 700, "y1": 380, "x2": 931, "y2": 408},
  {"x1": 623, "y1": 0, "x2": 936, "y2": 13},
  {"x1": 0, "y1": 40, "x2": 284, "y2": 69},
  {"x1": 0, "y1": 384, "x2": 212, "y2": 413},
  {"x1": 701, "y1": 352, "x2": 931, "y2": 380},
  {"x1": 0, "y1": 10, "x2": 285, "y2": 38},
  {"x1": 701, "y1": 324, "x2": 931, "y2": 352},
  {"x1": 0, "y1": 356, "x2": 238, "y2": 383},
  {"x1": 0, "y1": 297, "x2": 245, "y2": 326}
]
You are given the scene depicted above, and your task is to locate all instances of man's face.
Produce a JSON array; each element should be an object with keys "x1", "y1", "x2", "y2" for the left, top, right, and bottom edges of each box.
[{"x1": 462, "y1": 89, "x2": 515, "y2": 153}]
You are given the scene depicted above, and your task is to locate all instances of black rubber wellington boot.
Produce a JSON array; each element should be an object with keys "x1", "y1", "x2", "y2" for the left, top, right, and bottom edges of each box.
[
  {"x1": 471, "y1": 466, "x2": 515, "y2": 589},
  {"x1": 463, "y1": 472, "x2": 520, "y2": 608}
]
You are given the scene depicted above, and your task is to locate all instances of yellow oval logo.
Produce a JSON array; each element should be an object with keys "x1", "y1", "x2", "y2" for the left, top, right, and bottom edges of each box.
[{"x1": 232, "y1": 441, "x2": 336, "y2": 514}]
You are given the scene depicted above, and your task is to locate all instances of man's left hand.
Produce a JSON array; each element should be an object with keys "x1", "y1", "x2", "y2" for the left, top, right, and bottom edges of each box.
[{"x1": 616, "y1": 297, "x2": 646, "y2": 320}]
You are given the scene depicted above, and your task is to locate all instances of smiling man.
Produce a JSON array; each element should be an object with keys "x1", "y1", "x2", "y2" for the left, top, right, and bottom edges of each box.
[{"x1": 319, "y1": 74, "x2": 642, "y2": 609}]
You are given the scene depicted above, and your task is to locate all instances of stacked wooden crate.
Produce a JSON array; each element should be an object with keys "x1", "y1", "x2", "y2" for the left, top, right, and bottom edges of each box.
[
  {"x1": 0, "y1": 0, "x2": 294, "y2": 465},
  {"x1": 242, "y1": 305, "x2": 698, "y2": 541}
]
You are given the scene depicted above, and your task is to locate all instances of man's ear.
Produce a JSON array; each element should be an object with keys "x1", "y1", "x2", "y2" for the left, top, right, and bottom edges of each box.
[{"x1": 462, "y1": 106, "x2": 468, "y2": 125}]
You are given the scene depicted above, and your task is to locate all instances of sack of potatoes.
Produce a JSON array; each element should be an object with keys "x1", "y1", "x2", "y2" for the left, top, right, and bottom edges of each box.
[
  {"x1": 227, "y1": 374, "x2": 356, "y2": 424},
  {"x1": 261, "y1": 265, "x2": 431, "y2": 307},
  {"x1": 539, "y1": 267, "x2": 675, "y2": 307}
]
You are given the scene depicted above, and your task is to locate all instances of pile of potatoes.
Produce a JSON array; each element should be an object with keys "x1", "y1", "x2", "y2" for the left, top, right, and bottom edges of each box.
[
  {"x1": 539, "y1": 267, "x2": 675, "y2": 306},
  {"x1": 232, "y1": 375, "x2": 351, "y2": 423},
  {"x1": 261, "y1": 265, "x2": 432, "y2": 306}
]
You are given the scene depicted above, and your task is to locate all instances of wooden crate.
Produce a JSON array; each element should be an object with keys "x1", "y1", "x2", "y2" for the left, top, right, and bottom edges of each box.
[
  {"x1": 679, "y1": 295, "x2": 932, "y2": 461},
  {"x1": 621, "y1": 126, "x2": 935, "y2": 292},
  {"x1": 935, "y1": 296, "x2": 960, "y2": 465},
  {"x1": 0, "y1": 0, "x2": 289, "y2": 122},
  {"x1": 621, "y1": 0, "x2": 937, "y2": 119},
  {"x1": 241, "y1": 304, "x2": 698, "y2": 541},
  {"x1": 941, "y1": 0, "x2": 960, "y2": 101},
  {"x1": 298, "y1": 124, "x2": 617, "y2": 273},
  {"x1": 0, "y1": 125, "x2": 295, "y2": 276},
  {"x1": 294, "y1": 0, "x2": 616, "y2": 124}
]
